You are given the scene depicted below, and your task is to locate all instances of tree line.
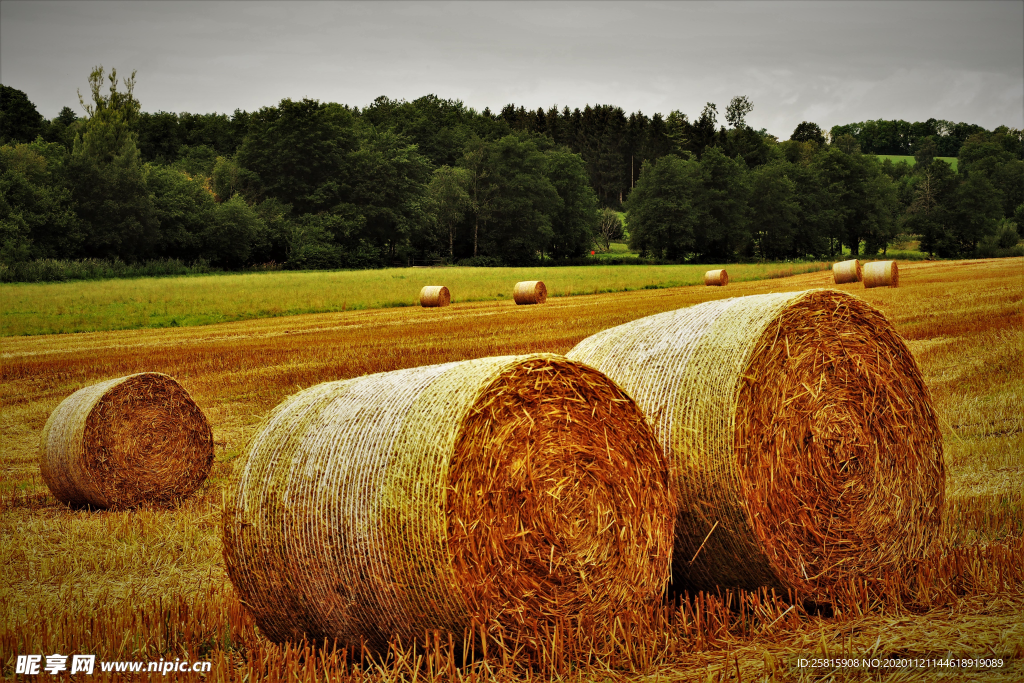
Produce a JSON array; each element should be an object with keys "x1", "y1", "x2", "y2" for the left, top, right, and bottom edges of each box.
[{"x1": 1, "y1": 70, "x2": 1022, "y2": 277}]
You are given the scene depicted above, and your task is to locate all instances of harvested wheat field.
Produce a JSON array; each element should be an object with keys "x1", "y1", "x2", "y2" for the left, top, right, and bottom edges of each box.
[
  {"x1": 1, "y1": 257, "x2": 1022, "y2": 681},
  {"x1": 222, "y1": 354, "x2": 672, "y2": 658}
]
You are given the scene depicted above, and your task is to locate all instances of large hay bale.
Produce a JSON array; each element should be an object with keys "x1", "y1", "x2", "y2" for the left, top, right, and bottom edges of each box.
[
  {"x1": 221, "y1": 354, "x2": 673, "y2": 653},
  {"x1": 567, "y1": 290, "x2": 944, "y2": 603},
  {"x1": 832, "y1": 259, "x2": 862, "y2": 284},
  {"x1": 704, "y1": 269, "x2": 728, "y2": 286},
  {"x1": 863, "y1": 260, "x2": 899, "y2": 288},
  {"x1": 419, "y1": 285, "x2": 450, "y2": 307},
  {"x1": 512, "y1": 280, "x2": 547, "y2": 305},
  {"x1": 40, "y1": 372, "x2": 213, "y2": 509}
]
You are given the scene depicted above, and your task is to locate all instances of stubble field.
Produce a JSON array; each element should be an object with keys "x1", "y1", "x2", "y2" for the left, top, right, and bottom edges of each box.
[{"x1": 1, "y1": 257, "x2": 1022, "y2": 681}]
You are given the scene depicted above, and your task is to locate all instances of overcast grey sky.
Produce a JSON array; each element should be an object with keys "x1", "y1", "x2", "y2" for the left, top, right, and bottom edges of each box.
[{"x1": 2, "y1": 0, "x2": 1021, "y2": 138}]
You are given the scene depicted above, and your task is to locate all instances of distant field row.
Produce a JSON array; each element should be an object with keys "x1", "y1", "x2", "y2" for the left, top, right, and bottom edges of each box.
[
  {"x1": 872, "y1": 154, "x2": 959, "y2": 171},
  {"x1": 0, "y1": 262, "x2": 829, "y2": 336}
]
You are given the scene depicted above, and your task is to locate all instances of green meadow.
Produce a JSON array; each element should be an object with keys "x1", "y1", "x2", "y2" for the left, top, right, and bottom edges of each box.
[
  {"x1": 872, "y1": 154, "x2": 959, "y2": 171},
  {"x1": 0, "y1": 261, "x2": 829, "y2": 336}
]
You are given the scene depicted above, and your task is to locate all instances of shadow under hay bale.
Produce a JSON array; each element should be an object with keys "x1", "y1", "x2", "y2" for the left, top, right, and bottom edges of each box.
[
  {"x1": 512, "y1": 280, "x2": 547, "y2": 305},
  {"x1": 832, "y1": 259, "x2": 862, "y2": 284},
  {"x1": 567, "y1": 289, "x2": 944, "y2": 606},
  {"x1": 704, "y1": 269, "x2": 728, "y2": 286},
  {"x1": 221, "y1": 354, "x2": 673, "y2": 657},
  {"x1": 40, "y1": 372, "x2": 213, "y2": 510},
  {"x1": 863, "y1": 260, "x2": 899, "y2": 288},
  {"x1": 419, "y1": 285, "x2": 450, "y2": 307}
]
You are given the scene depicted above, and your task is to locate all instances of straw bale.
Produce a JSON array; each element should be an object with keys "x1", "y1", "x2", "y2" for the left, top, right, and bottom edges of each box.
[
  {"x1": 567, "y1": 290, "x2": 944, "y2": 604},
  {"x1": 512, "y1": 280, "x2": 547, "y2": 305},
  {"x1": 419, "y1": 285, "x2": 450, "y2": 307},
  {"x1": 832, "y1": 259, "x2": 862, "y2": 284},
  {"x1": 221, "y1": 354, "x2": 673, "y2": 653},
  {"x1": 40, "y1": 372, "x2": 213, "y2": 509},
  {"x1": 863, "y1": 260, "x2": 899, "y2": 288},
  {"x1": 704, "y1": 269, "x2": 728, "y2": 286}
]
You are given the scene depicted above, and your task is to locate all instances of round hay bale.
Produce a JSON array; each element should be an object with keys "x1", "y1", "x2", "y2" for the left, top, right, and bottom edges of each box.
[
  {"x1": 704, "y1": 269, "x2": 728, "y2": 286},
  {"x1": 419, "y1": 285, "x2": 450, "y2": 307},
  {"x1": 221, "y1": 354, "x2": 673, "y2": 654},
  {"x1": 40, "y1": 372, "x2": 213, "y2": 509},
  {"x1": 863, "y1": 260, "x2": 899, "y2": 288},
  {"x1": 512, "y1": 280, "x2": 547, "y2": 305},
  {"x1": 832, "y1": 259, "x2": 862, "y2": 284},
  {"x1": 567, "y1": 290, "x2": 944, "y2": 603}
]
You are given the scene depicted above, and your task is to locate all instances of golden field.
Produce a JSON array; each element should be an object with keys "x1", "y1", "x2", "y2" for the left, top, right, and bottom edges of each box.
[{"x1": 1, "y1": 257, "x2": 1022, "y2": 681}]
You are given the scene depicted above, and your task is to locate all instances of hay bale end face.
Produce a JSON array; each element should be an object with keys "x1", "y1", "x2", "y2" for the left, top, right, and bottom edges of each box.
[
  {"x1": 40, "y1": 372, "x2": 213, "y2": 509},
  {"x1": 704, "y1": 269, "x2": 728, "y2": 286},
  {"x1": 419, "y1": 285, "x2": 450, "y2": 307},
  {"x1": 568, "y1": 290, "x2": 944, "y2": 604},
  {"x1": 222, "y1": 354, "x2": 673, "y2": 654},
  {"x1": 863, "y1": 260, "x2": 899, "y2": 288},
  {"x1": 512, "y1": 280, "x2": 547, "y2": 304},
  {"x1": 832, "y1": 259, "x2": 862, "y2": 284}
]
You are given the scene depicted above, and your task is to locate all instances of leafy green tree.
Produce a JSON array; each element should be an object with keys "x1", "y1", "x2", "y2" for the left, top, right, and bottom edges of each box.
[
  {"x1": 74, "y1": 67, "x2": 141, "y2": 163},
  {"x1": 624, "y1": 155, "x2": 700, "y2": 260},
  {"x1": 749, "y1": 160, "x2": 799, "y2": 259},
  {"x1": 43, "y1": 106, "x2": 80, "y2": 150},
  {"x1": 790, "y1": 122, "x2": 826, "y2": 145},
  {"x1": 248, "y1": 197, "x2": 293, "y2": 264},
  {"x1": 953, "y1": 171, "x2": 1004, "y2": 254},
  {"x1": 475, "y1": 134, "x2": 560, "y2": 265},
  {"x1": 813, "y1": 147, "x2": 897, "y2": 255},
  {"x1": 725, "y1": 96, "x2": 754, "y2": 129},
  {"x1": 545, "y1": 148, "x2": 599, "y2": 258},
  {"x1": 693, "y1": 145, "x2": 751, "y2": 260},
  {"x1": 145, "y1": 164, "x2": 216, "y2": 261},
  {"x1": 833, "y1": 133, "x2": 860, "y2": 155},
  {"x1": 427, "y1": 165, "x2": 471, "y2": 259},
  {"x1": 690, "y1": 103, "x2": 720, "y2": 158},
  {"x1": 959, "y1": 130, "x2": 1024, "y2": 217},
  {"x1": 0, "y1": 140, "x2": 81, "y2": 262},
  {"x1": 0, "y1": 85, "x2": 45, "y2": 144},
  {"x1": 913, "y1": 136, "x2": 938, "y2": 169},
  {"x1": 459, "y1": 135, "x2": 499, "y2": 257},
  {"x1": 236, "y1": 98, "x2": 358, "y2": 215},
  {"x1": 596, "y1": 208, "x2": 624, "y2": 251},
  {"x1": 348, "y1": 127, "x2": 432, "y2": 260},
  {"x1": 67, "y1": 66, "x2": 158, "y2": 261},
  {"x1": 203, "y1": 194, "x2": 265, "y2": 268},
  {"x1": 859, "y1": 169, "x2": 900, "y2": 255},
  {"x1": 785, "y1": 160, "x2": 840, "y2": 257},
  {"x1": 903, "y1": 161, "x2": 958, "y2": 257},
  {"x1": 211, "y1": 156, "x2": 259, "y2": 203},
  {"x1": 724, "y1": 126, "x2": 770, "y2": 168}
]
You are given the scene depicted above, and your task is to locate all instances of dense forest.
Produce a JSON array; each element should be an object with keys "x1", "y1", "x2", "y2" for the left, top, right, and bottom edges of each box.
[{"x1": 1, "y1": 68, "x2": 1022, "y2": 279}]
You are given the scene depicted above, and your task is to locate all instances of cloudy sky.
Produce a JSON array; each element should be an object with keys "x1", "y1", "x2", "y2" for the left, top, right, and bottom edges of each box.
[{"x1": 2, "y1": 0, "x2": 1021, "y2": 138}]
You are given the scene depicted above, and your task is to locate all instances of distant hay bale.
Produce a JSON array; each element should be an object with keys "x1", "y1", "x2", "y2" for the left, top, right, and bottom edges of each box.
[
  {"x1": 863, "y1": 260, "x2": 899, "y2": 288},
  {"x1": 222, "y1": 354, "x2": 673, "y2": 654},
  {"x1": 832, "y1": 259, "x2": 862, "y2": 284},
  {"x1": 419, "y1": 285, "x2": 450, "y2": 307},
  {"x1": 568, "y1": 290, "x2": 944, "y2": 604},
  {"x1": 704, "y1": 269, "x2": 728, "y2": 286},
  {"x1": 40, "y1": 372, "x2": 213, "y2": 509},
  {"x1": 513, "y1": 280, "x2": 547, "y2": 305}
]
